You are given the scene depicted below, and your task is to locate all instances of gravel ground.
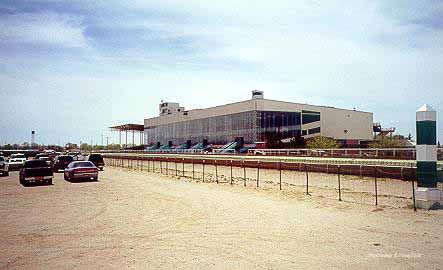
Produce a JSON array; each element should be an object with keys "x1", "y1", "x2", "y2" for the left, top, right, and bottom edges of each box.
[{"x1": 0, "y1": 167, "x2": 442, "y2": 269}]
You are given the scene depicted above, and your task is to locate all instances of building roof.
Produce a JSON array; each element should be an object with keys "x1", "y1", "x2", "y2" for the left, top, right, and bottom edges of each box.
[
  {"x1": 109, "y1": 124, "x2": 144, "y2": 131},
  {"x1": 144, "y1": 98, "x2": 373, "y2": 127}
]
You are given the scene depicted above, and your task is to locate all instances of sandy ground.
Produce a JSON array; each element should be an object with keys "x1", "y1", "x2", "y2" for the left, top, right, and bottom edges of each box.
[
  {"x1": 127, "y1": 160, "x2": 417, "y2": 208},
  {"x1": 0, "y1": 167, "x2": 442, "y2": 269}
]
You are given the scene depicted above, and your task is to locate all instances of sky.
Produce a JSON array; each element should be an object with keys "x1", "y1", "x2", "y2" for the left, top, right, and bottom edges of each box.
[{"x1": 0, "y1": 0, "x2": 442, "y2": 146}]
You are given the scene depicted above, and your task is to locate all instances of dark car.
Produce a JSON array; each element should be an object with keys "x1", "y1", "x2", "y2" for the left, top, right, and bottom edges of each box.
[
  {"x1": 35, "y1": 153, "x2": 49, "y2": 160},
  {"x1": 64, "y1": 161, "x2": 99, "y2": 181},
  {"x1": 19, "y1": 160, "x2": 53, "y2": 186},
  {"x1": 52, "y1": 155, "x2": 74, "y2": 172},
  {"x1": 86, "y1": 154, "x2": 105, "y2": 170},
  {"x1": 0, "y1": 156, "x2": 9, "y2": 176}
]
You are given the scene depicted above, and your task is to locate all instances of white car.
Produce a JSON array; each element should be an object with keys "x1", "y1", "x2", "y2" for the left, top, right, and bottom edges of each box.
[
  {"x1": 8, "y1": 158, "x2": 25, "y2": 170},
  {"x1": 10, "y1": 154, "x2": 27, "y2": 163}
]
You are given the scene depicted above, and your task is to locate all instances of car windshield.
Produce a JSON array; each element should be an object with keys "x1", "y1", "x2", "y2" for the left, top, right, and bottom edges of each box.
[
  {"x1": 58, "y1": 156, "x2": 74, "y2": 162},
  {"x1": 72, "y1": 162, "x2": 95, "y2": 168},
  {"x1": 88, "y1": 154, "x2": 103, "y2": 162},
  {"x1": 0, "y1": 157, "x2": 4, "y2": 162},
  {"x1": 25, "y1": 160, "x2": 48, "y2": 168},
  {"x1": 39, "y1": 157, "x2": 49, "y2": 160},
  {"x1": 12, "y1": 154, "x2": 25, "y2": 159}
]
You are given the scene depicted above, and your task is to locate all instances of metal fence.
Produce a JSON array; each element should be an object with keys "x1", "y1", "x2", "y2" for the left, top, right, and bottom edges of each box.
[{"x1": 104, "y1": 155, "x2": 419, "y2": 211}]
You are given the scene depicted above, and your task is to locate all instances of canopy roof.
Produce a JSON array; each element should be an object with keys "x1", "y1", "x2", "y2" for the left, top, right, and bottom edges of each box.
[{"x1": 109, "y1": 124, "x2": 144, "y2": 132}]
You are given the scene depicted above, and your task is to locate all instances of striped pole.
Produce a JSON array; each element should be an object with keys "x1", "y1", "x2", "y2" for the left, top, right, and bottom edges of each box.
[{"x1": 416, "y1": 104, "x2": 437, "y2": 188}]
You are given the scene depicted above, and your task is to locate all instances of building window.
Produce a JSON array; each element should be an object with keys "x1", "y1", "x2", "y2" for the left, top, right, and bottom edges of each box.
[
  {"x1": 308, "y1": 127, "x2": 321, "y2": 135},
  {"x1": 302, "y1": 110, "x2": 320, "y2": 124}
]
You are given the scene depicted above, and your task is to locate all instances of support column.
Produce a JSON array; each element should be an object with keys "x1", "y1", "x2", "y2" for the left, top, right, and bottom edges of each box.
[{"x1": 415, "y1": 104, "x2": 441, "y2": 209}]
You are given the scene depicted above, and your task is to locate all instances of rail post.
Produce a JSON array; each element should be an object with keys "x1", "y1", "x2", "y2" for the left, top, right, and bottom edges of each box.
[
  {"x1": 257, "y1": 161, "x2": 260, "y2": 188},
  {"x1": 305, "y1": 163, "x2": 309, "y2": 195},
  {"x1": 230, "y1": 160, "x2": 233, "y2": 185},
  {"x1": 412, "y1": 177, "x2": 417, "y2": 211},
  {"x1": 175, "y1": 159, "x2": 178, "y2": 176},
  {"x1": 374, "y1": 166, "x2": 378, "y2": 206},
  {"x1": 215, "y1": 160, "x2": 218, "y2": 184},
  {"x1": 192, "y1": 160, "x2": 195, "y2": 180},
  {"x1": 160, "y1": 159, "x2": 162, "y2": 174},
  {"x1": 202, "y1": 160, "x2": 205, "y2": 183},
  {"x1": 165, "y1": 157, "x2": 168, "y2": 175},
  {"x1": 141, "y1": 158, "x2": 143, "y2": 171},
  {"x1": 279, "y1": 161, "x2": 282, "y2": 190},
  {"x1": 243, "y1": 160, "x2": 246, "y2": 187},
  {"x1": 182, "y1": 158, "x2": 185, "y2": 177},
  {"x1": 337, "y1": 165, "x2": 342, "y2": 201},
  {"x1": 360, "y1": 165, "x2": 363, "y2": 178}
]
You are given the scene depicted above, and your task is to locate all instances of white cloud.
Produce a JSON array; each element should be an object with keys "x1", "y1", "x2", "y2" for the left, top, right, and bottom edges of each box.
[{"x1": 0, "y1": 12, "x2": 87, "y2": 48}]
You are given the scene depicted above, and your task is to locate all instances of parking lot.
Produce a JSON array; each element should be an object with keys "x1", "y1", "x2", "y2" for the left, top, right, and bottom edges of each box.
[{"x1": 0, "y1": 167, "x2": 442, "y2": 269}]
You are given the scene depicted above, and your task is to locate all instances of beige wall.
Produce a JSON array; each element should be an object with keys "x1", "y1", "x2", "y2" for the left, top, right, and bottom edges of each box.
[
  {"x1": 144, "y1": 98, "x2": 373, "y2": 141},
  {"x1": 257, "y1": 99, "x2": 373, "y2": 140}
]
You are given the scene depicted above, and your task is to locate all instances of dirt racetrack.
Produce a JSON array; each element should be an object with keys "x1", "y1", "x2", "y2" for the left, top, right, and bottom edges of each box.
[{"x1": 0, "y1": 167, "x2": 442, "y2": 269}]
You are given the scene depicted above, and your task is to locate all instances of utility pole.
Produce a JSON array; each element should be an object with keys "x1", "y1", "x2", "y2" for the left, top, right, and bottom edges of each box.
[
  {"x1": 106, "y1": 137, "x2": 110, "y2": 149},
  {"x1": 101, "y1": 134, "x2": 104, "y2": 146}
]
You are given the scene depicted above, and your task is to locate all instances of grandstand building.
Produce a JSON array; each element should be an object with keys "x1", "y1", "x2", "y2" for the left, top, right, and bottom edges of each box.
[{"x1": 143, "y1": 91, "x2": 373, "y2": 149}]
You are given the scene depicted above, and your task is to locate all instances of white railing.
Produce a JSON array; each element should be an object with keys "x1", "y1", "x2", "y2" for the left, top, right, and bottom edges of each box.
[{"x1": 248, "y1": 148, "x2": 426, "y2": 159}]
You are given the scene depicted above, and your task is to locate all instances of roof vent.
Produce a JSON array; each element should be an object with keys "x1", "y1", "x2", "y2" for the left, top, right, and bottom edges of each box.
[{"x1": 252, "y1": 90, "x2": 264, "y2": 100}]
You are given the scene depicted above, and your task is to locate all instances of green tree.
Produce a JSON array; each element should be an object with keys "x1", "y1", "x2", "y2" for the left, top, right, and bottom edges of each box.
[
  {"x1": 265, "y1": 131, "x2": 283, "y2": 148},
  {"x1": 370, "y1": 135, "x2": 404, "y2": 148},
  {"x1": 306, "y1": 136, "x2": 340, "y2": 149},
  {"x1": 65, "y1": 142, "x2": 78, "y2": 150},
  {"x1": 21, "y1": 142, "x2": 30, "y2": 150}
]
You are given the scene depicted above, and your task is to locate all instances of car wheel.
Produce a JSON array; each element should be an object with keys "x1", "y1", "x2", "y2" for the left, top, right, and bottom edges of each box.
[
  {"x1": 64, "y1": 174, "x2": 68, "y2": 180},
  {"x1": 5, "y1": 171, "x2": 8, "y2": 176},
  {"x1": 48, "y1": 179, "x2": 53, "y2": 185},
  {"x1": 93, "y1": 177, "x2": 98, "y2": 181}
]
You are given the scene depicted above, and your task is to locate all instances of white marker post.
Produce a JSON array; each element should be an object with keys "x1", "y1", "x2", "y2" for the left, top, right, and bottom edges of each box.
[{"x1": 415, "y1": 104, "x2": 442, "y2": 209}]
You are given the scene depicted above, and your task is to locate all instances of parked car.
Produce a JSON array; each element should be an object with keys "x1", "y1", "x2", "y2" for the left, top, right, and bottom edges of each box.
[
  {"x1": 49, "y1": 152, "x2": 61, "y2": 162},
  {"x1": 0, "y1": 156, "x2": 9, "y2": 176},
  {"x1": 52, "y1": 155, "x2": 74, "y2": 172},
  {"x1": 38, "y1": 156, "x2": 51, "y2": 166},
  {"x1": 85, "y1": 154, "x2": 105, "y2": 170},
  {"x1": 64, "y1": 161, "x2": 99, "y2": 181},
  {"x1": 35, "y1": 153, "x2": 49, "y2": 160},
  {"x1": 8, "y1": 158, "x2": 25, "y2": 170},
  {"x1": 10, "y1": 153, "x2": 26, "y2": 162},
  {"x1": 67, "y1": 152, "x2": 85, "y2": 161},
  {"x1": 19, "y1": 160, "x2": 53, "y2": 186}
]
